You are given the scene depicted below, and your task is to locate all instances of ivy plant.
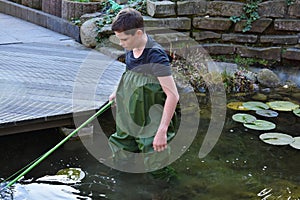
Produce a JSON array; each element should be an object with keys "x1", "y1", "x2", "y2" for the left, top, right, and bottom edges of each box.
[
  {"x1": 286, "y1": 0, "x2": 296, "y2": 6},
  {"x1": 231, "y1": 0, "x2": 297, "y2": 32},
  {"x1": 95, "y1": 0, "x2": 147, "y2": 43},
  {"x1": 230, "y1": 0, "x2": 261, "y2": 32}
]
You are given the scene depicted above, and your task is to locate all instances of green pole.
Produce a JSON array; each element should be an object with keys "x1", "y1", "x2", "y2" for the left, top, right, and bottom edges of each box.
[{"x1": 3, "y1": 101, "x2": 113, "y2": 189}]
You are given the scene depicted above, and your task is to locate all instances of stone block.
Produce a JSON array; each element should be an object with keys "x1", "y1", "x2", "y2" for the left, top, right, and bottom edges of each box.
[
  {"x1": 222, "y1": 34, "x2": 258, "y2": 43},
  {"x1": 4, "y1": 2, "x2": 12, "y2": 14},
  {"x1": 152, "y1": 32, "x2": 191, "y2": 44},
  {"x1": 37, "y1": 12, "x2": 46, "y2": 27},
  {"x1": 193, "y1": 31, "x2": 221, "y2": 41},
  {"x1": 61, "y1": 0, "x2": 104, "y2": 20},
  {"x1": 234, "y1": 18, "x2": 273, "y2": 33},
  {"x1": 9, "y1": 3, "x2": 17, "y2": 16},
  {"x1": 177, "y1": 0, "x2": 207, "y2": 16},
  {"x1": 65, "y1": 22, "x2": 80, "y2": 42},
  {"x1": 42, "y1": 0, "x2": 62, "y2": 17},
  {"x1": 147, "y1": 0, "x2": 175, "y2": 17},
  {"x1": 21, "y1": 6, "x2": 28, "y2": 20},
  {"x1": 144, "y1": 16, "x2": 191, "y2": 30},
  {"x1": 0, "y1": 1, "x2": 4, "y2": 13},
  {"x1": 288, "y1": 0, "x2": 300, "y2": 18},
  {"x1": 201, "y1": 44, "x2": 236, "y2": 55},
  {"x1": 15, "y1": 5, "x2": 23, "y2": 19},
  {"x1": 46, "y1": 14, "x2": 56, "y2": 30},
  {"x1": 26, "y1": 9, "x2": 36, "y2": 23},
  {"x1": 193, "y1": 17, "x2": 232, "y2": 31},
  {"x1": 236, "y1": 46, "x2": 281, "y2": 61},
  {"x1": 207, "y1": 1, "x2": 244, "y2": 17},
  {"x1": 258, "y1": 0, "x2": 287, "y2": 18},
  {"x1": 274, "y1": 19, "x2": 300, "y2": 31},
  {"x1": 282, "y1": 48, "x2": 300, "y2": 61},
  {"x1": 22, "y1": 0, "x2": 42, "y2": 10},
  {"x1": 151, "y1": 32, "x2": 198, "y2": 51},
  {"x1": 260, "y1": 35, "x2": 299, "y2": 45}
]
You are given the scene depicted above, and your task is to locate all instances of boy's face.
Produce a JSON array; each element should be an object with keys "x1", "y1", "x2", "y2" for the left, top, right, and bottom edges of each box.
[{"x1": 114, "y1": 31, "x2": 139, "y2": 50}]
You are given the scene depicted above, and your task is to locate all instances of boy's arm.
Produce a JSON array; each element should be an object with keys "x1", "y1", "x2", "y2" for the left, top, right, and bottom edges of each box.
[{"x1": 153, "y1": 75, "x2": 179, "y2": 152}]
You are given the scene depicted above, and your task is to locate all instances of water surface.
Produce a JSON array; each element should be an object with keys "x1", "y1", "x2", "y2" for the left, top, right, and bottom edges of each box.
[{"x1": 1, "y1": 88, "x2": 300, "y2": 200}]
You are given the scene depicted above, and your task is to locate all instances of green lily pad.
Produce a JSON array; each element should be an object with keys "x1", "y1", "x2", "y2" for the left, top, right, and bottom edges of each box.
[
  {"x1": 242, "y1": 101, "x2": 269, "y2": 111},
  {"x1": 255, "y1": 110, "x2": 279, "y2": 118},
  {"x1": 293, "y1": 108, "x2": 300, "y2": 117},
  {"x1": 244, "y1": 120, "x2": 276, "y2": 131},
  {"x1": 290, "y1": 137, "x2": 300, "y2": 150},
  {"x1": 232, "y1": 113, "x2": 256, "y2": 123},
  {"x1": 266, "y1": 101, "x2": 299, "y2": 111},
  {"x1": 227, "y1": 102, "x2": 249, "y2": 111},
  {"x1": 259, "y1": 132, "x2": 295, "y2": 145}
]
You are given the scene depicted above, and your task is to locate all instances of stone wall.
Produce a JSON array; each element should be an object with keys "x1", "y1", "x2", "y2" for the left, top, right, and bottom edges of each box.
[
  {"x1": 146, "y1": 0, "x2": 300, "y2": 64},
  {"x1": 3, "y1": 0, "x2": 300, "y2": 64}
]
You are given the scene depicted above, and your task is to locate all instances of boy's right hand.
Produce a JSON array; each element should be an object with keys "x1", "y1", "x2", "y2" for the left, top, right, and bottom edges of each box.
[{"x1": 109, "y1": 91, "x2": 116, "y2": 102}]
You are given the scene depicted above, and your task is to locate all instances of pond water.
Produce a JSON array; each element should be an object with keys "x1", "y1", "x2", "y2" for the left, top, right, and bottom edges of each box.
[{"x1": 0, "y1": 87, "x2": 300, "y2": 200}]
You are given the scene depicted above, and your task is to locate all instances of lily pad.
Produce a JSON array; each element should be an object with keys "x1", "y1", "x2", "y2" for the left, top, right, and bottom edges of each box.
[
  {"x1": 290, "y1": 137, "x2": 300, "y2": 150},
  {"x1": 242, "y1": 101, "x2": 269, "y2": 111},
  {"x1": 36, "y1": 168, "x2": 85, "y2": 184},
  {"x1": 293, "y1": 108, "x2": 300, "y2": 117},
  {"x1": 259, "y1": 132, "x2": 295, "y2": 145},
  {"x1": 232, "y1": 113, "x2": 256, "y2": 123},
  {"x1": 255, "y1": 110, "x2": 279, "y2": 118},
  {"x1": 266, "y1": 101, "x2": 299, "y2": 111},
  {"x1": 244, "y1": 120, "x2": 276, "y2": 131},
  {"x1": 227, "y1": 102, "x2": 249, "y2": 111}
]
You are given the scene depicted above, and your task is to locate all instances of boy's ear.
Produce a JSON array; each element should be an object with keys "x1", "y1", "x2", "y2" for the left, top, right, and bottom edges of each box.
[{"x1": 136, "y1": 29, "x2": 143, "y2": 36}]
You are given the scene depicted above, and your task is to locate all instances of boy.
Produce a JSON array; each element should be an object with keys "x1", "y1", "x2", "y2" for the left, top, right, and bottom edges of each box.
[{"x1": 108, "y1": 8, "x2": 179, "y2": 172}]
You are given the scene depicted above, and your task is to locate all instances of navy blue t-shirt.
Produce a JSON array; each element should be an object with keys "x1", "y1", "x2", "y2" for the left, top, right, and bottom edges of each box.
[{"x1": 125, "y1": 35, "x2": 172, "y2": 77}]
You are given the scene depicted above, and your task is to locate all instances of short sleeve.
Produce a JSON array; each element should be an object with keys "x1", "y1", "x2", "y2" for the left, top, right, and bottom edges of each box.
[{"x1": 148, "y1": 48, "x2": 172, "y2": 77}]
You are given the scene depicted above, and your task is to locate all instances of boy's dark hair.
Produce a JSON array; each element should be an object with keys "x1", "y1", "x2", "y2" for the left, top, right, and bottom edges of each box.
[{"x1": 112, "y1": 8, "x2": 144, "y2": 35}]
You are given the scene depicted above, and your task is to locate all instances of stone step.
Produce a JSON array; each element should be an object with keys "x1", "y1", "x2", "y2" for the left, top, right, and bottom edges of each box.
[
  {"x1": 98, "y1": 30, "x2": 198, "y2": 57},
  {"x1": 282, "y1": 47, "x2": 300, "y2": 61}
]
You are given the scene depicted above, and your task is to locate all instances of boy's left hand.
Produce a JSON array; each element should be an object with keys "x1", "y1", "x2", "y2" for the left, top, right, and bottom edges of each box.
[{"x1": 153, "y1": 130, "x2": 167, "y2": 152}]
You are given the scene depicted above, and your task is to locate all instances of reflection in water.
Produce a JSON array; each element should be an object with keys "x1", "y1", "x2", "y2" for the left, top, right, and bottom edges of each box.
[
  {"x1": 2, "y1": 183, "x2": 91, "y2": 200},
  {"x1": 1, "y1": 88, "x2": 300, "y2": 199}
]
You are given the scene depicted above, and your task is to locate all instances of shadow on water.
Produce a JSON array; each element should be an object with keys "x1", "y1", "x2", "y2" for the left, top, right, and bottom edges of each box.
[{"x1": 1, "y1": 88, "x2": 300, "y2": 199}]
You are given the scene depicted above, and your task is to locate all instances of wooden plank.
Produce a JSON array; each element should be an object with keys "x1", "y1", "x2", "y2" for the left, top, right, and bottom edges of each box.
[{"x1": 0, "y1": 43, "x2": 123, "y2": 135}]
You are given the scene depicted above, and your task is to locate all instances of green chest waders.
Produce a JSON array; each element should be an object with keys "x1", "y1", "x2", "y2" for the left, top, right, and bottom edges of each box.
[{"x1": 109, "y1": 70, "x2": 177, "y2": 170}]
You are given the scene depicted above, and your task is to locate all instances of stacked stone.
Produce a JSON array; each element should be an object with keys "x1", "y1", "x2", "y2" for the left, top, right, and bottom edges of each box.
[
  {"x1": 42, "y1": 0, "x2": 62, "y2": 17},
  {"x1": 146, "y1": 0, "x2": 300, "y2": 63}
]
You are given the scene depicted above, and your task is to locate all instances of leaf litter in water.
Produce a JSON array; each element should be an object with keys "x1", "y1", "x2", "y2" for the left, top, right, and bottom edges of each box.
[
  {"x1": 244, "y1": 120, "x2": 276, "y2": 131},
  {"x1": 232, "y1": 113, "x2": 256, "y2": 123},
  {"x1": 227, "y1": 102, "x2": 249, "y2": 111},
  {"x1": 266, "y1": 101, "x2": 299, "y2": 111},
  {"x1": 242, "y1": 101, "x2": 269, "y2": 111},
  {"x1": 259, "y1": 132, "x2": 295, "y2": 145},
  {"x1": 255, "y1": 110, "x2": 278, "y2": 118},
  {"x1": 36, "y1": 168, "x2": 85, "y2": 184}
]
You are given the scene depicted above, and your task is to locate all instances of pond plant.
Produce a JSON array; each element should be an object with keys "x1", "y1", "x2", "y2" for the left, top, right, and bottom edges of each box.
[{"x1": 228, "y1": 100, "x2": 300, "y2": 150}]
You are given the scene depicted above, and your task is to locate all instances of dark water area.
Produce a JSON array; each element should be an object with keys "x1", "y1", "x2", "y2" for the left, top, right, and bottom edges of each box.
[{"x1": 1, "y1": 88, "x2": 300, "y2": 200}]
